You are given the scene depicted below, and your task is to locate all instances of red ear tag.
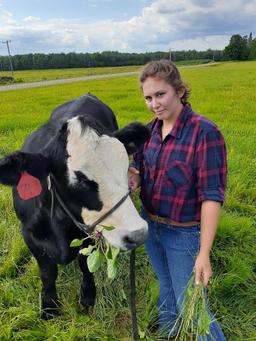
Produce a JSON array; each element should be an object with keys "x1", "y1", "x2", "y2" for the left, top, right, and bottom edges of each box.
[{"x1": 17, "y1": 172, "x2": 42, "y2": 200}]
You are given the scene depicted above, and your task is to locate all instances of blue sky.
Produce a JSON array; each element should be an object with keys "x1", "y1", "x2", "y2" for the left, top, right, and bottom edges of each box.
[
  {"x1": 2, "y1": 0, "x2": 152, "y2": 21},
  {"x1": 0, "y1": 0, "x2": 255, "y2": 55}
]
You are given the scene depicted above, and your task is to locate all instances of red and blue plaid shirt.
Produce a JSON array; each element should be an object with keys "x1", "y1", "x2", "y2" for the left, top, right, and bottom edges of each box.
[{"x1": 133, "y1": 104, "x2": 227, "y2": 223}]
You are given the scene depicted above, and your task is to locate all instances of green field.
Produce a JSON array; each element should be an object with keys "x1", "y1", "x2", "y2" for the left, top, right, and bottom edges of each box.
[
  {"x1": 0, "y1": 61, "x2": 256, "y2": 340},
  {"x1": 0, "y1": 65, "x2": 141, "y2": 84},
  {"x1": 0, "y1": 60, "x2": 212, "y2": 85}
]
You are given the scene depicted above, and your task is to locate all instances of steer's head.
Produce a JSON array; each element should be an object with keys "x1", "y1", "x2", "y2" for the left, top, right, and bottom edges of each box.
[
  {"x1": 64, "y1": 116, "x2": 149, "y2": 250},
  {"x1": 0, "y1": 116, "x2": 150, "y2": 250}
]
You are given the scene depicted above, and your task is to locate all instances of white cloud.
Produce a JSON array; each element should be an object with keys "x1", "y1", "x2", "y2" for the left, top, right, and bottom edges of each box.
[
  {"x1": 0, "y1": 8, "x2": 16, "y2": 25},
  {"x1": 170, "y1": 35, "x2": 230, "y2": 51},
  {"x1": 22, "y1": 16, "x2": 41, "y2": 22},
  {"x1": 0, "y1": 0, "x2": 255, "y2": 54},
  {"x1": 244, "y1": 1, "x2": 256, "y2": 15}
]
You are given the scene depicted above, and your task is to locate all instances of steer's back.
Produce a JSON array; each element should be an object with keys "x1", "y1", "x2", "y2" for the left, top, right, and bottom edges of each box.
[{"x1": 22, "y1": 93, "x2": 118, "y2": 153}]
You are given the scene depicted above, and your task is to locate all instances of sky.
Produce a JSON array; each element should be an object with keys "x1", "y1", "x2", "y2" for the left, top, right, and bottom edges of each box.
[{"x1": 0, "y1": 0, "x2": 255, "y2": 55}]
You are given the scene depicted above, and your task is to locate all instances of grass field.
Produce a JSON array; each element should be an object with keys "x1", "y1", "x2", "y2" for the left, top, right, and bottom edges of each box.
[
  {"x1": 0, "y1": 61, "x2": 256, "y2": 340},
  {"x1": 0, "y1": 60, "x2": 212, "y2": 85},
  {"x1": 0, "y1": 65, "x2": 141, "y2": 84}
]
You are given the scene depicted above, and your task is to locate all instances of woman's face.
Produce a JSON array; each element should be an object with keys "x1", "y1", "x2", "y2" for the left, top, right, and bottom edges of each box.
[{"x1": 142, "y1": 76, "x2": 184, "y2": 123}]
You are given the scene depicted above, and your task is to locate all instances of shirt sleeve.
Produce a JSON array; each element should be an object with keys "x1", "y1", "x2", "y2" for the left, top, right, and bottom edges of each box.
[{"x1": 195, "y1": 128, "x2": 227, "y2": 204}]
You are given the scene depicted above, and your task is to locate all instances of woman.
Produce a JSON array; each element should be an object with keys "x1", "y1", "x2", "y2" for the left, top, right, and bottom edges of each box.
[{"x1": 128, "y1": 60, "x2": 227, "y2": 340}]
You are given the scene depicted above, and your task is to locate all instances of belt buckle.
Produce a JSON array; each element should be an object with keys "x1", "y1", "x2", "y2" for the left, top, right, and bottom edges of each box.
[{"x1": 156, "y1": 215, "x2": 160, "y2": 224}]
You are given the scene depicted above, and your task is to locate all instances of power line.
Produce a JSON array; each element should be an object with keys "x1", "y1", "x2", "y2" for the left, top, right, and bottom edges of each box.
[{"x1": 2, "y1": 40, "x2": 14, "y2": 77}]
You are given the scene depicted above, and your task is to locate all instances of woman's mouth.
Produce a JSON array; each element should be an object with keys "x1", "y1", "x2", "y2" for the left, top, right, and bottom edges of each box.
[{"x1": 155, "y1": 110, "x2": 165, "y2": 116}]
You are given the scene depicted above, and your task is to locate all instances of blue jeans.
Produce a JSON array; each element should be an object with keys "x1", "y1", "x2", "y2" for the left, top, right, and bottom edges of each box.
[{"x1": 141, "y1": 208, "x2": 226, "y2": 340}]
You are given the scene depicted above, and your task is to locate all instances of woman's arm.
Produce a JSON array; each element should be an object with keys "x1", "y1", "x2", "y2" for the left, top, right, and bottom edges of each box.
[{"x1": 194, "y1": 200, "x2": 221, "y2": 287}]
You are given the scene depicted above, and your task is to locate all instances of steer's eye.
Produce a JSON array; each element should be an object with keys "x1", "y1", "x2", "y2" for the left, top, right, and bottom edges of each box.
[
  {"x1": 74, "y1": 176, "x2": 90, "y2": 189},
  {"x1": 77, "y1": 178, "x2": 88, "y2": 187},
  {"x1": 73, "y1": 171, "x2": 99, "y2": 193},
  {"x1": 73, "y1": 171, "x2": 93, "y2": 190}
]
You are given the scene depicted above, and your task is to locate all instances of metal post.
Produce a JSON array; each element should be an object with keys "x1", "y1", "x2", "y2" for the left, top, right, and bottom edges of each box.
[{"x1": 2, "y1": 40, "x2": 14, "y2": 77}]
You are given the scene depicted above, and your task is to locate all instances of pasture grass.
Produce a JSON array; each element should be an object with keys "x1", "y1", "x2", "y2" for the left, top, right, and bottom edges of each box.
[
  {"x1": 0, "y1": 65, "x2": 141, "y2": 84},
  {"x1": 0, "y1": 61, "x2": 256, "y2": 340},
  {"x1": 0, "y1": 60, "x2": 213, "y2": 85},
  {"x1": 175, "y1": 58, "x2": 212, "y2": 65}
]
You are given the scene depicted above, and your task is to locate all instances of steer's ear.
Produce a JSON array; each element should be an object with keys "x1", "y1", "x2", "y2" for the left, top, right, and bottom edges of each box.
[
  {"x1": 0, "y1": 151, "x2": 51, "y2": 186},
  {"x1": 112, "y1": 122, "x2": 150, "y2": 154}
]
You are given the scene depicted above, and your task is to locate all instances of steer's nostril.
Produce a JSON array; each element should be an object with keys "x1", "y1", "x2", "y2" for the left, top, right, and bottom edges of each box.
[
  {"x1": 123, "y1": 228, "x2": 148, "y2": 249},
  {"x1": 123, "y1": 235, "x2": 135, "y2": 245}
]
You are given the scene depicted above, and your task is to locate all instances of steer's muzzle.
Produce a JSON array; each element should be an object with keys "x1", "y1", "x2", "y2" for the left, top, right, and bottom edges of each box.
[{"x1": 123, "y1": 228, "x2": 148, "y2": 250}]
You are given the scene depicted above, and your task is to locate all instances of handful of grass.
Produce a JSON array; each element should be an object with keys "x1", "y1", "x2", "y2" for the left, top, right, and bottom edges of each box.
[{"x1": 169, "y1": 275, "x2": 214, "y2": 341}]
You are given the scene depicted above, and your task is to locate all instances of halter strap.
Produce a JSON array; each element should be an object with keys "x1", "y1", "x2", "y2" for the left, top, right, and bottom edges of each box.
[{"x1": 49, "y1": 174, "x2": 131, "y2": 235}]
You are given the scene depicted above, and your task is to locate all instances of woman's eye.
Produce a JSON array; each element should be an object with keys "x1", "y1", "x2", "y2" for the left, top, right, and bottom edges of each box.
[{"x1": 157, "y1": 92, "x2": 164, "y2": 97}]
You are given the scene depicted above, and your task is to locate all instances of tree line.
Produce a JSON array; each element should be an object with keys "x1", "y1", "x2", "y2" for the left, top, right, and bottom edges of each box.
[
  {"x1": 0, "y1": 50, "x2": 222, "y2": 71},
  {"x1": 0, "y1": 33, "x2": 255, "y2": 72}
]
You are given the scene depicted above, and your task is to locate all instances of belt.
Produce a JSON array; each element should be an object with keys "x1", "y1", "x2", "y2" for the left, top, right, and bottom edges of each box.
[{"x1": 145, "y1": 209, "x2": 200, "y2": 227}]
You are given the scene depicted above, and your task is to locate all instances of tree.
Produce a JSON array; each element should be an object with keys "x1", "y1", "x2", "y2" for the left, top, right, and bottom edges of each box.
[
  {"x1": 248, "y1": 38, "x2": 256, "y2": 60},
  {"x1": 248, "y1": 32, "x2": 253, "y2": 49},
  {"x1": 224, "y1": 34, "x2": 250, "y2": 60}
]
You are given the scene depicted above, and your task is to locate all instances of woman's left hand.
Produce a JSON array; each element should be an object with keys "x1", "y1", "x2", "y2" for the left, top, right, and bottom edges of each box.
[{"x1": 194, "y1": 252, "x2": 212, "y2": 287}]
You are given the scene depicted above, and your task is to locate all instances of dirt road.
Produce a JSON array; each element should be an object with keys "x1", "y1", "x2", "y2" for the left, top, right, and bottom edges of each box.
[
  {"x1": 0, "y1": 71, "x2": 139, "y2": 92},
  {"x1": 0, "y1": 63, "x2": 216, "y2": 92}
]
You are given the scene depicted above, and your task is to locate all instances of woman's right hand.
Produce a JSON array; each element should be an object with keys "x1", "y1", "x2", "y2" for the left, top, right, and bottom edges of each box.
[{"x1": 128, "y1": 167, "x2": 141, "y2": 192}]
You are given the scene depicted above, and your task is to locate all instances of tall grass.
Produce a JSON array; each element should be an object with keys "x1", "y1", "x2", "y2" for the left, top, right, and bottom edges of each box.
[{"x1": 0, "y1": 61, "x2": 256, "y2": 340}]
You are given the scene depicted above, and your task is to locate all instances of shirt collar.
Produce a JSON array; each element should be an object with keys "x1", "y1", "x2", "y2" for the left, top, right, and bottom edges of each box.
[{"x1": 153, "y1": 104, "x2": 192, "y2": 139}]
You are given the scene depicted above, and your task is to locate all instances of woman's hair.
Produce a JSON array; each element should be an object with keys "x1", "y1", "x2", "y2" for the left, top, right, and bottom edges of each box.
[{"x1": 139, "y1": 59, "x2": 190, "y2": 104}]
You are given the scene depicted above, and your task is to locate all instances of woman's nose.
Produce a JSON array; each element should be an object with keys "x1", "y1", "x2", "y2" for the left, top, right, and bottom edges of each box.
[{"x1": 151, "y1": 97, "x2": 160, "y2": 109}]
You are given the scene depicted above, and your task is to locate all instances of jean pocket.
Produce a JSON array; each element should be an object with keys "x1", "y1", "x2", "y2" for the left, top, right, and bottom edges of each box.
[{"x1": 163, "y1": 224, "x2": 200, "y2": 253}]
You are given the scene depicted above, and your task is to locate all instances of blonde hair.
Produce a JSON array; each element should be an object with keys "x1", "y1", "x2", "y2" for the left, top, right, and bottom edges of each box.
[{"x1": 139, "y1": 59, "x2": 190, "y2": 104}]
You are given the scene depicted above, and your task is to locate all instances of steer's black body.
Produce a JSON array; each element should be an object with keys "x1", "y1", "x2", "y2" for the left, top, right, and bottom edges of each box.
[{"x1": 0, "y1": 94, "x2": 149, "y2": 319}]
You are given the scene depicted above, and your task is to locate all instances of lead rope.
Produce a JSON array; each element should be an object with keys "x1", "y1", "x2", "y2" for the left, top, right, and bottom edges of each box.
[{"x1": 130, "y1": 191, "x2": 139, "y2": 341}]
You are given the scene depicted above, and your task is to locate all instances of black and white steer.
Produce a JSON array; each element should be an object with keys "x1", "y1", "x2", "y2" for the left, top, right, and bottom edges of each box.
[{"x1": 0, "y1": 94, "x2": 149, "y2": 319}]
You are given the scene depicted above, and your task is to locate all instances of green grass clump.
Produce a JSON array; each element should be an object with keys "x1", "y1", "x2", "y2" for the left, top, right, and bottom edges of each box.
[{"x1": 169, "y1": 275, "x2": 213, "y2": 341}]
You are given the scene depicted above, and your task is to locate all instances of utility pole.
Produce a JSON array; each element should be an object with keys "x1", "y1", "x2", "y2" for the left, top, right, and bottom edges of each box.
[
  {"x1": 2, "y1": 40, "x2": 14, "y2": 77},
  {"x1": 169, "y1": 49, "x2": 172, "y2": 61}
]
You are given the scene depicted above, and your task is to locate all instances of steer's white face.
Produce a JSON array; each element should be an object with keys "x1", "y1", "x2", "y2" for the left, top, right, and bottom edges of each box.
[{"x1": 66, "y1": 117, "x2": 148, "y2": 250}]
